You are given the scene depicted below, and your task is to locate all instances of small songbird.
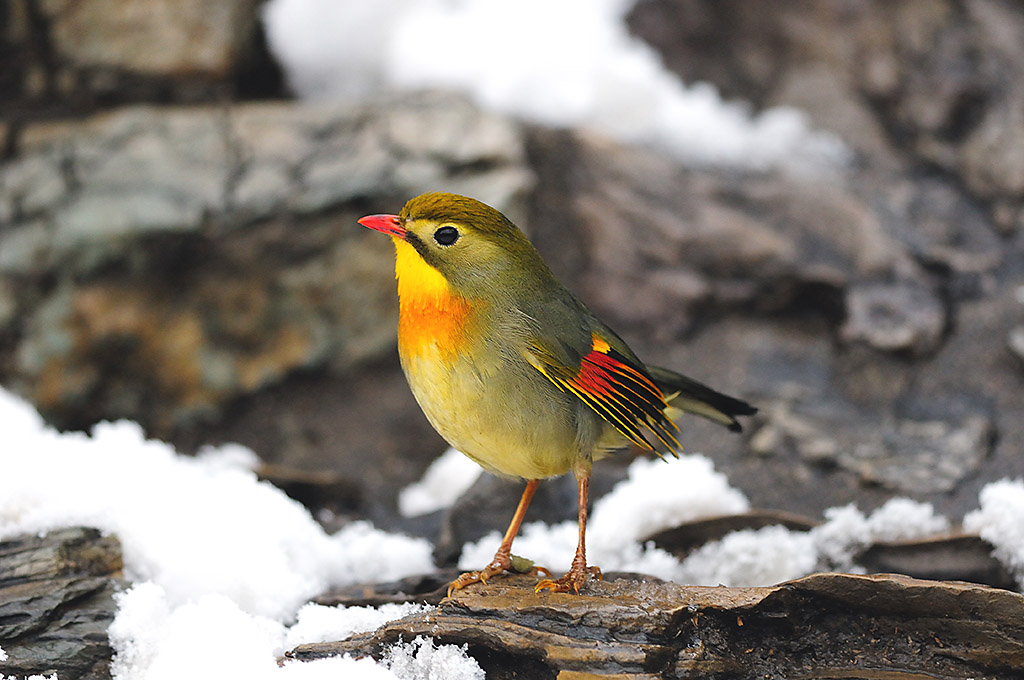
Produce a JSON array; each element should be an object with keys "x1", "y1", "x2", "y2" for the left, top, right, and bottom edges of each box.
[{"x1": 359, "y1": 192, "x2": 756, "y2": 594}]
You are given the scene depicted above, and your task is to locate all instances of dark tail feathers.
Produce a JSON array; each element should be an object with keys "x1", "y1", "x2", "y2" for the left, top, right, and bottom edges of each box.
[{"x1": 647, "y1": 365, "x2": 757, "y2": 432}]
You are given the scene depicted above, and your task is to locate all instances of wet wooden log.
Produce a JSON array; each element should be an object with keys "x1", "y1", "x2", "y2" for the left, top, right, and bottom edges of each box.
[
  {"x1": 0, "y1": 527, "x2": 124, "y2": 680},
  {"x1": 289, "y1": 572, "x2": 1024, "y2": 679}
]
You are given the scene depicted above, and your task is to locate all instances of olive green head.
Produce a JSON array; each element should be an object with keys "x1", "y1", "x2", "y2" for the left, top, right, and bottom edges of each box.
[{"x1": 361, "y1": 192, "x2": 557, "y2": 297}]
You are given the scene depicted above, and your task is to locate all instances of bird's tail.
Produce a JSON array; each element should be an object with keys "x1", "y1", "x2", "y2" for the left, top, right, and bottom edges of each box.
[{"x1": 647, "y1": 365, "x2": 758, "y2": 433}]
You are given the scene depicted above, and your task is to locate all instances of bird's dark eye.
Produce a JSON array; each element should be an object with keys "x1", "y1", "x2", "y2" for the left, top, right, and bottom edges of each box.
[{"x1": 433, "y1": 225, "x2": 460, "y2": 246}]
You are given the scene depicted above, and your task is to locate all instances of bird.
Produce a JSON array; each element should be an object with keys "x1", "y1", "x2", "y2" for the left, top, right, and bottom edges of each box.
[{"x1": 358, "y1": 192, "x2": 756, "y2": 595}]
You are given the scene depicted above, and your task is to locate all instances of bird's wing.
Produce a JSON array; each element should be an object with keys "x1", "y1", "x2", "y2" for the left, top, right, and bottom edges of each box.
[{"x1": 522, "y1": 323, "x2": 680, "y2": 455}]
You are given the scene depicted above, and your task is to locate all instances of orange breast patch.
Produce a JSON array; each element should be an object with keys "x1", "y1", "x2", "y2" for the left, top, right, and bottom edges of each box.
[{"x1": 398, "y1": 294, "x2": 474, "y2": 360}]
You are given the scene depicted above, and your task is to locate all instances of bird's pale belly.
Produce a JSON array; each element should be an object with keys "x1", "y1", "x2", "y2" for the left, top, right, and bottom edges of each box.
[{"x1": 400, "y1": 344, "x2": 582, "y2": 480}]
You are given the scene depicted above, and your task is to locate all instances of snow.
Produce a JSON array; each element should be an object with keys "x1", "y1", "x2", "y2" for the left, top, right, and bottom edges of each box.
[
  {"x1": 285, "y1": 602, "x2": 429, "y2": 649},
  {"x1": 679, "y1": 499, "x2": 952, "y2": 587},
  {"x1": 588, "y1": 455, "x2": 749, "y2": 542},
  {"x1": 109, "y1": 585, "x2": 290, "y2": 680},
  {"x1": 383, "y1": 638, "x2": 485, "y2": 680},
  {"x1": 0, "y1": 408, "x2": 433, "y2": 620},
  {"x1": 864, "y1": 497, "x2": 952, "y2": 543},
  {"x1": 398, "y1": 448, "x2": 481, "y2": 517},
  {"x1": 964, "y1": 479, "x2": 1024, "y2": 589},
  {"x1": 262, "y1": 0, "x2": 848, "y2": 171},
  {"x1": 678, "y1": 525, "x2": 819, "y2": 588},
  {"x1": 106, "y1": 586, "x2": 482, "y2": 680}
]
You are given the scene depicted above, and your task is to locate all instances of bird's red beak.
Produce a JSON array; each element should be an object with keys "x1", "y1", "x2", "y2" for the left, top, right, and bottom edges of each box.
[{"x1": 358, "y1": 214, "x2": 408, "y2": 239}]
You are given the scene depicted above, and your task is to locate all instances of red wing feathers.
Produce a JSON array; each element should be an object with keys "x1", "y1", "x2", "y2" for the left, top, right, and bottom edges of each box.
[{"x1": 529, "y1": 334, "x2": 680, "y2": 454}]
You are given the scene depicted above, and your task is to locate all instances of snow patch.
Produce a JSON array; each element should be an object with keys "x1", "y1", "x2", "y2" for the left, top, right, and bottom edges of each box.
[
  {"x1": 865, "y1": 497, "x2": 951, "y2": 543},
  {"x1": 399, "y1": 448, "x2": 481, "y2": 517},
  {"x1": 286, "y1": 602, "x2": 430, "y2": 649},
  {"x1": 680, "y1": 499, "x2": 953, "y2": 587},
  {"x1": 964, "y1": 478, "x2": 1024, "y2": 588},
  {"x1": 0, "y1": 412, "x2": 433, "y2": 620},
  {"x1": 382, "y1": 637, "x2": 485, "y2": 680},
  {"x1": 262, "y1": 0, "x2": 848, "y2": 171},
  {"x1": 678, "y1": 524, "x2": 819, "y2": 587},
  {"x1": 589, "y1": 455, "x2": 749, "y2": 545},
  {"x1": 107, "y1": 584, "x2": 479, "y2": 680}
]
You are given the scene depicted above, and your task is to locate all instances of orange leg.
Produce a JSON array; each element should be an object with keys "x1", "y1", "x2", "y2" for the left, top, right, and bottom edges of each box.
[
  {"x1": 535, "y1": 473, "x2": 602, "y2": 594},
  {"x1": 448, "y1": 479, "x2": 543, "y2": 596}
]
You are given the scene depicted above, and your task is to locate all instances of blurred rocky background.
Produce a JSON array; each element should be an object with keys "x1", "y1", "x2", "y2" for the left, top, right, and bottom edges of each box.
[{"x1": 2, "y1": 0, "x2": 1023, "y2": 553}]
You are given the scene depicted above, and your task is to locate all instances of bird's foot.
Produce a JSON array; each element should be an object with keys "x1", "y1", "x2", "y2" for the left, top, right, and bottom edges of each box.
[
  {"x1": 447, "y1": 558, "x2": 508, "y2": 597},
  {"x1": 447, "y1": 554, "x2": 551, "y2": 597},
  {"x1": 535, "y1": 564, "x2": 603, "y2": 594}
]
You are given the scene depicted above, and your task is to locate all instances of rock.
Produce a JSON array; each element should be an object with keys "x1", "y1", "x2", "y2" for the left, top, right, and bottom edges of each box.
[
  {"x1": 288, "y1": 572, "x2": 1024, "y2": 679},
  {"x1": 510, "y1": 64, "x2": 1021, "y2": 520},
  {"x1": 628, "y1": 0, "x2": 1024, "y2": 235},
  {"x1": 523, "y1": 125, "x2": 1017, "y2": 516},
  {"x1": 0, "y1": 153, "x2": 68, "y2": 222},
  {"x1": 0, "y1": 93, "x2": 532, "y2": 438},
  {"x1": 751, "y1": 391, "x2": 994, "y2": 496},
  {"x1": 315, "y1": 570, "x2": 462, "y2": 608},
  {"x1": 525, "y1": 128, "x2": 918, "y2": 339},
  {"x1": 37, "y1": 0, "x2": 260, "y2": 76},
  {"x1": 842, "y1": 415, "x2": 994, "y2": 495},
  {"x1": 857, "y1": 534, "x2": 1018, "y2": 591},
  {"x1": 0, "y1": 527, "x2": 124, "y2": 680},
  {"x1": 841, "y1": 281, "x2": 946, "y2": 356},
  {"x1": 960, "y1": 99, "x2": 1024, "y2": 205},
  {"x1": 4, "y1": 0, "x2": 281, "y2": 106}
]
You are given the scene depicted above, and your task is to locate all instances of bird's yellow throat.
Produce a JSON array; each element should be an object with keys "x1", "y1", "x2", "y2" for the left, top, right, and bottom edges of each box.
[{"x1": 393, "y1": 237, "x2": 474, "y2": 360}]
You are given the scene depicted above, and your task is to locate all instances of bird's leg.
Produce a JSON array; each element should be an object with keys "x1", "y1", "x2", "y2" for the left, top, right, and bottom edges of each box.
[
  {"x1": 535, "y1": 472, "x2": 603, "y2": 594},
  {"x1": 448, "y1": 478, "x2": 543, "y2": 596}
]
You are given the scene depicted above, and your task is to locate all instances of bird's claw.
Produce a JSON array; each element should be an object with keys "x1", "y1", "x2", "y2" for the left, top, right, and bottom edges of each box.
[
  {"x1": 447, "y1": 563, "x2": 503, "y2": 598},
  {"x1": 447, "y1": 555, "x2": 553, "y2": 597},
  {"x1": 535, "y1": 565, "x2": 603, "y2": 594}
]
